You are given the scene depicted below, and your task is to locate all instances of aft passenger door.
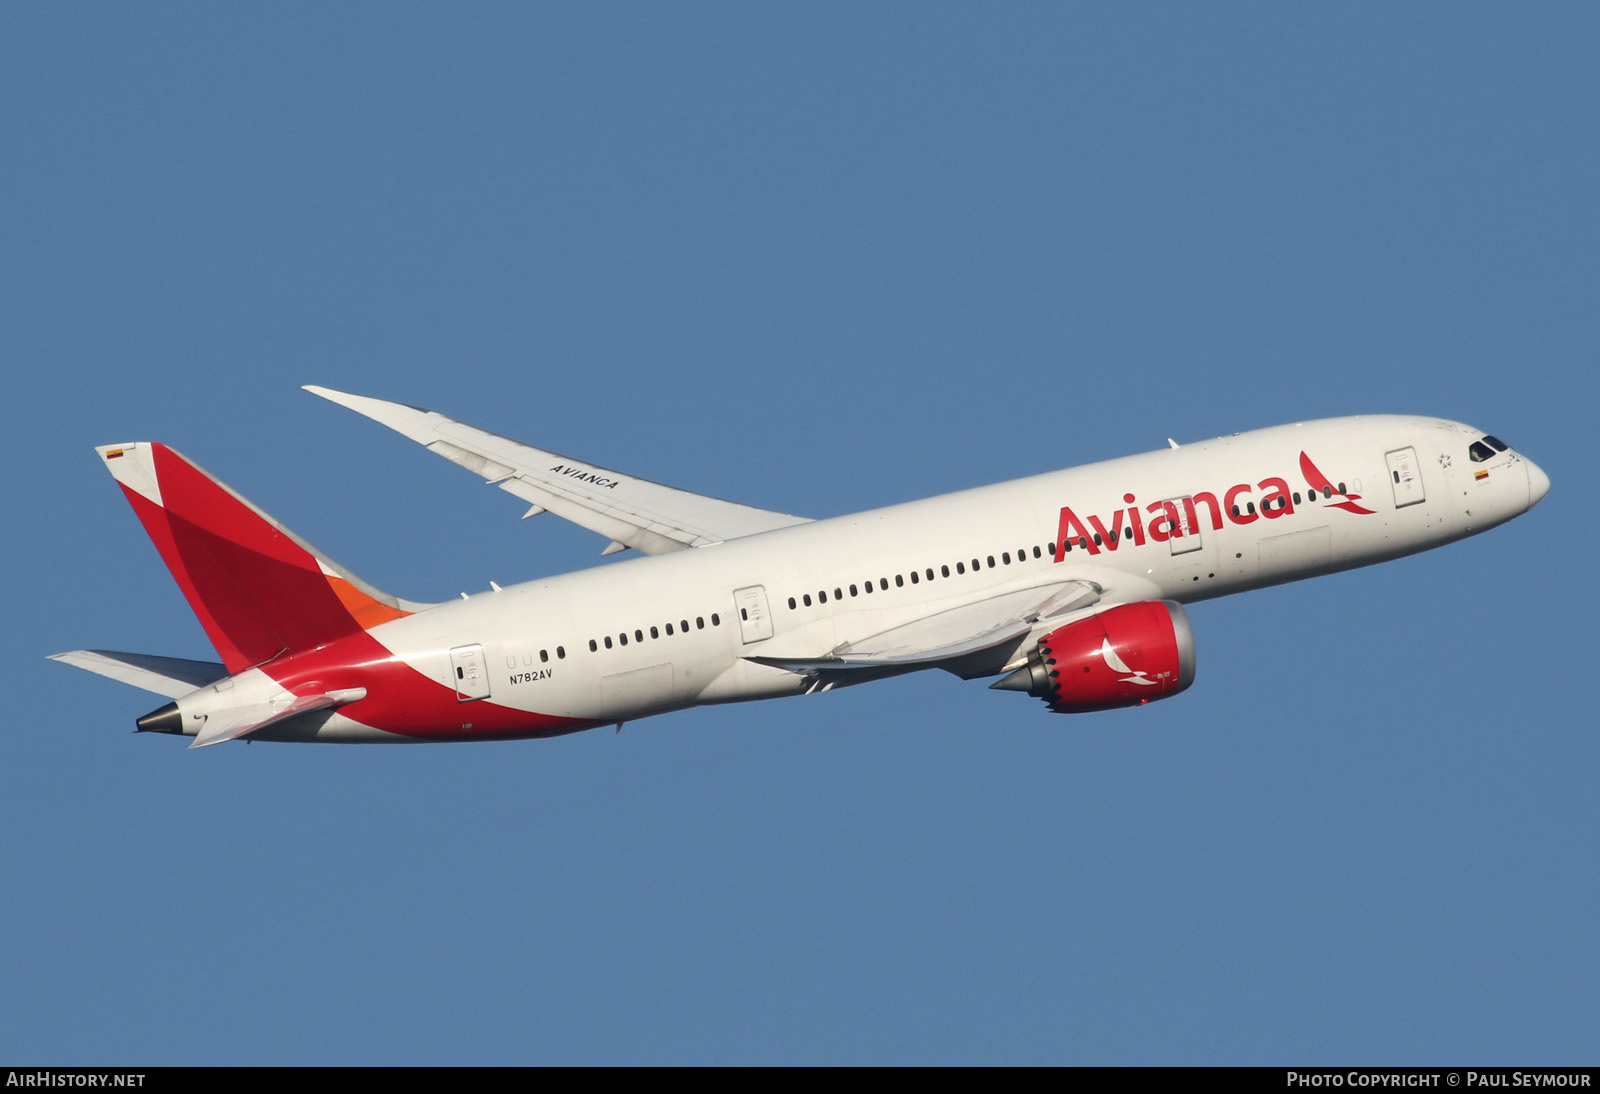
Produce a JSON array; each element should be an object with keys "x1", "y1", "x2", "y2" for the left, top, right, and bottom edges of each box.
[{"x1": 449, "y1": 644, "x2": 492, "y2": 701}]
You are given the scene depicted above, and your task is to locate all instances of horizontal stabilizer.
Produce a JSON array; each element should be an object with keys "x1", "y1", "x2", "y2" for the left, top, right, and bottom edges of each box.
[
  {"x1": 186, "y1": 688, "x2": 366, "y2": 749},
  {"x1": 304, "y1": 386, "x2": 812, "y2": 554},
  {"x1": 50, "y1": 649, "x2": 227, "y2": 698},
  {"x1": 748, "y1": 581, "x2": 1101, "y2": 674}
]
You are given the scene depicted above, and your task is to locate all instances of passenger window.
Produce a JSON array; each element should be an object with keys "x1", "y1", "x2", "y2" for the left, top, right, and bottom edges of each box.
[
  {"x1": 1033, "y1": 546, "x2": 1042, "y2": 558},
  {"x1": 651, "y1": 625, "x2": 660, "y2": 638},
  {"x1": 589, "y1": 639, "x2": 598, "y2": 652},
  {"x1": 1002, "y1": 552, "x2": 1011, "y2": 564},
  {"x1": 850, "y1": 584, "x2": 858, "y2": 596},
  {"x1": 803, "y1": 594, "x2": 812, "y2": 607},
  {"x1": 635, "y1": 630, "x2": 643, "y2": 642},
  {"x1": 879, "y1": 578, "x2": 888, "y2": 591},
  {"x1": 924, "y1": 570, "x2": 933, "y2": 582},
  {"x1": 956, "y1": 561, "x2": 965, "y2": 574},
  {"x1": 941, "y1": 565, "x2": 949, "y2": 578},
  {"x1": 619, "y1": 633, "x2": 627, "y2": 646},
  {"x1": 819, "y1": 590, "x2": 828, "y2": 603},
  {"x1": 557, "y1": 646, "x2": 565, "y2": 659},
  {"x1": 987, "y1": 556, "x2": 995, "y2": 568},
  {"x1": 540, "y1": 649, "x2": 549, "y2": 663},
  {"x1": 863, "y1": 581, "x2": 873, "y2": 594},
  {"x1": 835, "y1": 587, "x2": 843, "y2": 599},
  {"x1": 696, "y1": 617, "x2": 704, "y2": 629},
  {"x1": 681, "y1": 620, "x2": 689, "y2": 632},
  {"x1": 910, "y1": 571, "x2": 919, "y2": 584},
  {"x1": 711, "y1": 613, "x2": 720, "y2": 626},
  {"x1": 895, "y1": 575, "x2": 904, "y2": 587},
  {"x1": 666, "y1": 623, "x2": 674, "y2": 635}
]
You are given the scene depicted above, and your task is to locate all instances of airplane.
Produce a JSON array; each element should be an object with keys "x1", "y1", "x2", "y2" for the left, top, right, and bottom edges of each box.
[{"x1": 50, "y1": 388, "x2": 1550, "y2": 748}]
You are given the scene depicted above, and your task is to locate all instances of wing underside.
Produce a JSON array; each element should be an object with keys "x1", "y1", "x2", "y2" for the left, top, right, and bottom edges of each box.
[
  {"x1": 747, "y1": 581, "x2": 1104, "y2": 684},
  {"x1": 305, "y1": 386, "x2": 811, "y2": 555}
]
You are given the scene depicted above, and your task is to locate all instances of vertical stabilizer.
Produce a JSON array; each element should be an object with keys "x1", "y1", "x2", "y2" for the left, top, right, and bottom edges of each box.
[{"x1": 97, "y1": 443, "x2": 425, "y2": 673}]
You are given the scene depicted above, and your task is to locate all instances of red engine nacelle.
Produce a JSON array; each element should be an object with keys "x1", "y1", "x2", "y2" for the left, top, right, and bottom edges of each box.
[{"x1": 992, "y1": 600, "x2": 1196, "y2": 713}]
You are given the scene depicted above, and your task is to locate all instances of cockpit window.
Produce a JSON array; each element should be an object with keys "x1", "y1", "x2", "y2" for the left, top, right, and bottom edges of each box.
[
  {"x1": 1483, "y1": 435, "x2": 1509, "y2": 453},
  {"x1": 1469, "y1": 441, "x2": 1496, "y2": 463}
]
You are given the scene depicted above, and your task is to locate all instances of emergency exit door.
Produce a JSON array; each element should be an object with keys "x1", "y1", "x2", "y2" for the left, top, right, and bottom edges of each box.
[
  {"x1": 732, "y1": 586, "x2": 774, "y2": 644},
  {"x1": 1165, "y1": 497, "x2": 1203, "y2": 555}
]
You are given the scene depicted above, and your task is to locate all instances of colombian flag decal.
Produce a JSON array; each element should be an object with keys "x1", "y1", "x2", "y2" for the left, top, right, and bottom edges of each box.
[{"x1": 1475, "y1": 469, "x2": 1489, "y2": 481}]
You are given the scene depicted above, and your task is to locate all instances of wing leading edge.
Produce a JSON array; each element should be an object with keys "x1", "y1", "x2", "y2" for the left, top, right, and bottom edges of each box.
[{"x1": 304, "y1": 386, "x2": 811, "y2": 555}]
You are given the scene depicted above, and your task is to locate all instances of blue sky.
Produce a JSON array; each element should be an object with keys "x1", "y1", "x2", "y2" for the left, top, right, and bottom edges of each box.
[{"x1": 3, "y1": 4, "x2": 1596, "y2": 1064}]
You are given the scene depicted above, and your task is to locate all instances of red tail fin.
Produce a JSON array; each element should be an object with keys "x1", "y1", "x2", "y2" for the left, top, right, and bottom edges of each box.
[{"x1": 98, "y1": 442, "x2": 418, "y2": 673}]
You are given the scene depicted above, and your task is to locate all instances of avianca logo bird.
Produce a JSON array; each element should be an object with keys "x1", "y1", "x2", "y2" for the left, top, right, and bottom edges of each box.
[
  {"x1": 1100, "y1": 639, "x2": 1161, "y2": 686},
  {"x1": 1299, "y1": 452, "x2": 1375, "y2": 515}
]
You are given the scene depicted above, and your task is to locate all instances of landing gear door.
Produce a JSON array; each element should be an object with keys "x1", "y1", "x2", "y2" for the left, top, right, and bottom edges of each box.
[
  {"x1": 1385, "y1": 447, "x2": 1425, "y2": 509},
  {"x1": 733, "y1": 586, "x2": 774, "y2": 644},
  {"x1": 449, "y1": 644, "x2": 491, "y2": 701}
]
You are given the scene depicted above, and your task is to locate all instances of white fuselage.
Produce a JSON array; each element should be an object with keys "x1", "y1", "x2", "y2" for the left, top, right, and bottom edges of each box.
[{"x1": 292, "y1": 414, "x2": 1543, "y2": 740}]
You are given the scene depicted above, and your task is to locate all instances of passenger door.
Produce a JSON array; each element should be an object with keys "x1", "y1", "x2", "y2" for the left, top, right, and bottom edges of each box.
[
  {"x1": 449, "y1": 644, "x2": 492, "y2": 701},
  {"x1": 1385, "y1": 447, "x2": 1425, "y2": 509}
]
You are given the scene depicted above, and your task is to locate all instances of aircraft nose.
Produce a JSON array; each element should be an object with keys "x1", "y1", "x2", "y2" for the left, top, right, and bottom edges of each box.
[{"x1": 1525, "y1": 457, "x2": 1551, "y2": 509}]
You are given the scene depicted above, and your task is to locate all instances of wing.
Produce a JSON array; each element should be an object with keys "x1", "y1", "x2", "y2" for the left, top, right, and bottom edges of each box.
[
  {"x1": 748, "y1": 580, "x2": 1104, "y2": 679},
  {"x1": 304, "y1": 386, "x2": 812, "y2": 555}
]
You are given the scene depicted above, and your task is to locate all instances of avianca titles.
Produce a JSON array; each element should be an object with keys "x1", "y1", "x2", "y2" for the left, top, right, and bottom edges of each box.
[{"x1": 51, "y1": 389, "x2": 1550, "y2": 747}]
